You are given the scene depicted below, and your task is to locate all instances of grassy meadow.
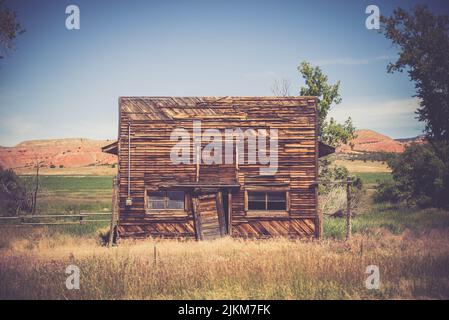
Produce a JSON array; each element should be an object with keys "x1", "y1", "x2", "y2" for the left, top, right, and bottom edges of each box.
[
  {"x1": 19, "y1": 175, "x2": 114, "y2": 214},
  {"x1": 1, "y1": 165, "x2": 449, "y2": 299},
  {"x1": 1, "y1": 213, "x2": 449, "y2": 299},
  {"x1": 333, "y1": 159, "x2": 391, "y2": 173},
  {"x1": 14, "y1": 165, "x2": 118, "y2": 176}
]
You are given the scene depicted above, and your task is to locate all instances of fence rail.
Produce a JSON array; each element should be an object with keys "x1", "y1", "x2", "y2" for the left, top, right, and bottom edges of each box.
[{"x1": 0, "y1": 212, "x2": 112, "y2": 226}]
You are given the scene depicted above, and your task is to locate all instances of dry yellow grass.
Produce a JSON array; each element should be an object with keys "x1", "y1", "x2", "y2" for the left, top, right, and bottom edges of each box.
[
  {"x1": 1, "y1": 226, "x2": 448, "y2": 299},
  {"x1": 333, "y1": 160, "x2": 391, "y2": 173}
]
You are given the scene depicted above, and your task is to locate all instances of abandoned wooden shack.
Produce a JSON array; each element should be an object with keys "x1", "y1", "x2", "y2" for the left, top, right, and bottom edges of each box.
[{"x1": 103, "y1": 97, "x2": 334, "y2": 240}]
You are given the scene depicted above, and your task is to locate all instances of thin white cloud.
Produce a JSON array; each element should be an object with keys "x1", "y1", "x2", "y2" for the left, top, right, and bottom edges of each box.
[
  {"x1": 328, "y1": 97, "x2": 424, "y2": 138},
  {"x1": 332, "y1": 97, "x2": 419, "y2": 118},
  {"x1": 310, "y1": 55, "x2": 395, "y2": 66}
]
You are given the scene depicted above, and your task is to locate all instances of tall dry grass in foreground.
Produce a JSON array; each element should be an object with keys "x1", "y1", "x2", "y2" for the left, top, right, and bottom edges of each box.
[{"x1": 1, "y1": 227, "x2": 449, "y2": 299}]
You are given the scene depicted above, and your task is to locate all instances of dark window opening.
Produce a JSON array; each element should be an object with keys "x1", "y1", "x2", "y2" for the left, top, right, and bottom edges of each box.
[
  {"x1": 148, "y1": 191, "x2": 185, "y2": 210},
  {"x1": 248, "y1": 191, "x2": 286, "y2": 211}
]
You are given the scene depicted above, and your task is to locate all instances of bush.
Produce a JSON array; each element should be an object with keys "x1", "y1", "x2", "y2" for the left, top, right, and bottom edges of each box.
[
  {"x1": 0, "y1": 169, "x2": 29, "y2": 215},
  {"x1": 348, "y1": 152, "x2": 396, "y2": 162},
  {"x1": 374, "y1": 180, "x2": 401, "y2": 203},
  {"x1": 318, "y1": 159, "x2": 364, "y2": 215},
  {"x1": 319, "y1": 159, "x2": 363, "y2": 194},
  {"x1": 380, "y1": 142, "x2": 449, "y2": 208}
]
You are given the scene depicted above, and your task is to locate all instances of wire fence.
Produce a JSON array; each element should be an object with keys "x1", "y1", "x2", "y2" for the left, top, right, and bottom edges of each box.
[{"x1": 0, "y1": 212, "x2": 111, "y2": 226}]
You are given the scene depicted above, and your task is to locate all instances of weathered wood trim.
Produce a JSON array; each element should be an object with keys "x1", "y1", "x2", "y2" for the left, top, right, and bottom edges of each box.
[
  {"x1": 195, "y1": 145, "x2": 200, "y2": 182},
  {"x1": 245, "y1": 211, "x2": 289, "y2": 217},
  {"x1": 216, "y1": 191, "x2": 227, "y2": 236},
  {"x1": 145, "y1": 210, "x2": 189, "y2": 216},
  {"x1": 119, "y1": 217, "x2": 193, "y2": 224},
  {"x1": 228, "y1": 191, "x2": 232, "y2": 235},
  {"x1": 185, "y1": 193, "x2": 192, "y2": 213},
  {"x1": 192, "y1": 196, "x2": 202, "y2": 240},
  {"x1": 244, "y1": 186, "x2": 290, "y2": 191}
]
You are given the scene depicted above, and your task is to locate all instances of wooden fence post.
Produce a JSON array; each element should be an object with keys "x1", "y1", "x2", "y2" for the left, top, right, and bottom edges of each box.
[{"x1": 346, "y1": 177, "x2": 352, "y2": 241}]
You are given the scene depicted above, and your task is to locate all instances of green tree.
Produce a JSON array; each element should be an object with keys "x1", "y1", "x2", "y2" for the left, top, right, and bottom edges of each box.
[
  {"x1": 297, "y1": 61, "x2": 359, "y2": 195},
  {"x1": 0, "y1": 0, "x2": 24, "y2": 59},
  {"x1": 376, "y1": 143, "x2": 449, "y2": 208},
  {"x1": 321, "y1": 118, "x2": 356, "y2": 149},
  {"x1": 376, "y1": 6, "x2": 449, "y2": 209},
  {"x1": 381, "y1": 5, "x2": 449, "y2": 142},
  {"x1": 298, "y1": 61, "x2": 355, "y2": 148}
]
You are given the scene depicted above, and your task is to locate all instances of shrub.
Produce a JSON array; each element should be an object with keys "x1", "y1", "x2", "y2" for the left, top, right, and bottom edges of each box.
[
  {"x1": 381, "y1": 142, "x2": 449, "y2": 208},
  {"x1": 374, "y1": 180, "x2": 401, "y2": 203},
  {"x1": 318, "y1": 159, "x2": 364, "y2": 215},
  {"x1": 319, "y1": 185, "x2": 346, "y2": 215},
  {"x1": 319, "y1": 159, "x2": 363, "y2": 193},
  {"x1": 348, "y1": 152, "x2": 396, "y2": 162},
  {"x1": 0, "y1": 169, "x2": 28, "y2": 215}
]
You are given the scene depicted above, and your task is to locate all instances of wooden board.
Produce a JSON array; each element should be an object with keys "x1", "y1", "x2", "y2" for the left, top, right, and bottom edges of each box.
[
  {"x1": 194, "y1": 193, "x2": 225, "y2": 240},
  {"x1": 232, "y1": 218, "x2": 315, "y2": 238}
]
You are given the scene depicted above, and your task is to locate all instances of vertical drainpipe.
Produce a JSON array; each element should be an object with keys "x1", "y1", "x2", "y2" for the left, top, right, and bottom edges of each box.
[{"x1": 126, "y1": 122, "x2": 132, "y2": 206}]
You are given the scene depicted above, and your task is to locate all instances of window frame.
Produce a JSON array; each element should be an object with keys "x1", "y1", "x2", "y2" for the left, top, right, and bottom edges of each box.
[
  {"x1": 244, "y1": 187, "x2": 290, "y2": 215},
  {"x1": 145, "y1": 190, "x2": 187, "y2": 212}
]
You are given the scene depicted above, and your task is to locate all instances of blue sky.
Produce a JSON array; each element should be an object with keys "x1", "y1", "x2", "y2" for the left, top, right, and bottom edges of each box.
[{"x1": 1, "y1": 0, "x2": 448, "y2": 146}]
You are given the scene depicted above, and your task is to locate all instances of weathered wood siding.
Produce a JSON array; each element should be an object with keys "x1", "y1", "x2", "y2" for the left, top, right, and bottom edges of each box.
[{"x1": 117, "y1": 97, "x2": 318, "y2": 239}]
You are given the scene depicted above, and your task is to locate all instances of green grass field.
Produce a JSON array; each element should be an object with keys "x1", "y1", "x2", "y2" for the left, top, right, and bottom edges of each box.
[
  {"x1": 324, "y1": 203, "x2": 449, "y2": 239},
  {"x1": 355, "y1": 172, "x2": 392, "y2": 185},
  {"x1": 20, "y1": 175, "x2": 114, "y2": 192},
  {"x1": 19, "y1": 175, "x2": 114, "y2": 214}
]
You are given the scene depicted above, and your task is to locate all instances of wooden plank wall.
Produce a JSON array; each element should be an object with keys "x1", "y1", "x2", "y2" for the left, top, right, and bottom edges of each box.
[{"x1": 117, "y1": 97, "x2": 318, "y2": 239}]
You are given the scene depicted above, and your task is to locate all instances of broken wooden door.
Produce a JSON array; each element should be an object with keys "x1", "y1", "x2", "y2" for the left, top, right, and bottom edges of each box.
[{"x1": 192, "y1": 192, "x2": 226, "y2": 240}]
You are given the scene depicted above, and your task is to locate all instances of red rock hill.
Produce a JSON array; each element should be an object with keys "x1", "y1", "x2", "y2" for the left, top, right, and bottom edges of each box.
[
  {"x1": 0, "y1": 138, "x2": 117, "y2": 169},
  {"x1": 337, "y1": 129, "x2": 406, "y2": 154}
]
